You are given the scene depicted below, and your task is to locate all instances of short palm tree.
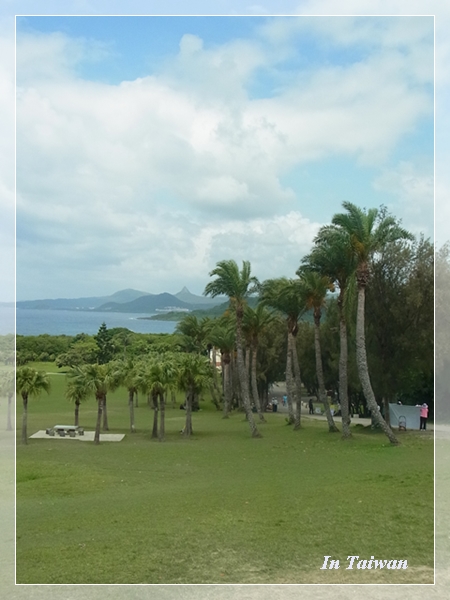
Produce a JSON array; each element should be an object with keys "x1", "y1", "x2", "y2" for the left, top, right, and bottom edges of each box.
[
  {"x1": 176, "y1": 353, "x2": 212, "y2": 437},
  {"x1": 65, "y1": 375, "x2": 89, "y2": 427},
  {"x1": 207, "y1": 320, "x2": 236, "y2": 418},
  {"x1": 259, "y1": 277, "x2": 305, "y2": 429},
  {"x1": 331, "y1": 202, "x2": 413, "y2": 445},
  {"x1": 67, "y1": 364, "x2": 113, "y2": 445},
  {"x1": 110, "y1": 358, "x2": 141, "y2": 433},
  {"x1": 16, "y1": 367, "x2": 51, "y2": 444},
  {"x1": 297, "y1": 268, "x2": 339, "y2": 433},
  {"x1": 204, "y1": 260, "x2": 261, "y2": 438},
  {"x1": 243, "y1": 304, "x2": 275, "y2": 423}
]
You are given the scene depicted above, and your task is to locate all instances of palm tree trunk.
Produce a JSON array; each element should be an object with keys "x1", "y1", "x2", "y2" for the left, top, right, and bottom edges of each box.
[
  {"x1": 102, "y1": 395, "x2": 109, "y2": 431},
  {"x1": 356, "y1": 286, "x2": 398, "y2": 444},
  {"x1": 291, "y1": 335, "x2": 302, "y2": 430},
  {"x1": 21, "y1": 394, "x2": 28, "y2": 444},
  {"x1": 285, "y1": 333, "x2": 296, "y2": 425},
  {"x1": 251, "y1": 345, "x2": 266, "y2": 423},
  {"x1": 236, "y1": 315, "x2": 261, "y2": 438},
  {"x1": 159, "y1": 392, "x2": 165, "y2": 441},
  {"x1": 339, "y1": 313, "x2": 352, "y2": 439},
  {"x1": 314, "y1": 317, "x2": 339, "y2": 432},
  {"x1": 74, "y1": 400, "x2": 80, "y2": 427},
  {"x1": 94, "y1": 394, "x2": 103, "y2": 445},
  {"x1": 151, "y1": 392, "x2": 159, "y2": 439},
  {"x1": 129, "y1": 389, "x2": 136, "y2": 433}
]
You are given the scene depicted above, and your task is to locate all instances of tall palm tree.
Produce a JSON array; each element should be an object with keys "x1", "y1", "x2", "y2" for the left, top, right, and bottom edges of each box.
[
  {"x1": 16, "y1": 367, "x2": 51, "y2": 444},
  {"x1": 259, "y1": 277, "x2": 305, "y2": 429},
  {"x1": 331, "y1": 202, "x2": 413, "y2": 445},
  {"x1": 204, "y1": 260, "x2": 262, "y2": 438},
  {"x1": 303, "y1": 226, "x2": 357, "y2": 439},
  {"x1": 67, "y1": 364, "x2": 113, "y2": 445},
  {"x1": 297, "y1": 269, "x2": 339, "y2": 433},
  {"x1": 243, "y1": 304, "x2": 275, "y2": 423}
]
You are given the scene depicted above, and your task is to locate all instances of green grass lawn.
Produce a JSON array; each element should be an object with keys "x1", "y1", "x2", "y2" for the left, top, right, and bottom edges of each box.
[{"x1": 16, "y1": 363, "x2": 434, "y2": 584}]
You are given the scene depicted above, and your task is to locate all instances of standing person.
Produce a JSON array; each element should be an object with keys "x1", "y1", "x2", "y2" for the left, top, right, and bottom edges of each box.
[
  {"x1": 420, "y1": 403, "x2": 429, "y2": 430},
  {"x1": 308, "y1": 398, "x2": 314, "y2": 414}
]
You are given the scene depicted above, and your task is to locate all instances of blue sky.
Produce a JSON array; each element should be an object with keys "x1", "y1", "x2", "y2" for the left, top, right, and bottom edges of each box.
[{"x1": 15, "y1": 14, "x2": 434, "y2": 300}]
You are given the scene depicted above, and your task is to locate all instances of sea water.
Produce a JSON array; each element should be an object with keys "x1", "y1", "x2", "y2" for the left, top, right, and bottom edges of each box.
[{"x1": 14, "y1": 308, "x2": 177, "y2": 336}]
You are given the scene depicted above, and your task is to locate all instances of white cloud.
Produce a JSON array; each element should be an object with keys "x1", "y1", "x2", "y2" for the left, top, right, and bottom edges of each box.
[
  {"x1": 14, "y1": 16, "x2": 435, "y2": 299},
  {"x1": 372, "y1": 161, "x2": 433, "y2": 235}
]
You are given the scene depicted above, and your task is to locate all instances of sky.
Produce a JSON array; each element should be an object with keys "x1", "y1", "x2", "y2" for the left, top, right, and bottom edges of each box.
[{"x1": 12, "y1": 11, "x2": 435, "y2": 300}]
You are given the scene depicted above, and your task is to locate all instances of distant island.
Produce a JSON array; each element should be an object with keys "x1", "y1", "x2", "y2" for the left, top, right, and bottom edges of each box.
[{"x1": 16, "y1": 287, "x2": 227, "y2": 314}]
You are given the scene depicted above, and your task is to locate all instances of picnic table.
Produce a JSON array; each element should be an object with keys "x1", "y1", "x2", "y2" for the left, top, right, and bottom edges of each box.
[{"x1": 46, "y1": 425, "x2": 84, "y2": 437}]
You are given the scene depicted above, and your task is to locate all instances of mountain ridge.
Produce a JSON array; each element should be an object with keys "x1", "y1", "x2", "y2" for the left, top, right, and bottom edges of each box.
[{"x1": 16, "y1": 287, "x2": 224, "y2": 313}]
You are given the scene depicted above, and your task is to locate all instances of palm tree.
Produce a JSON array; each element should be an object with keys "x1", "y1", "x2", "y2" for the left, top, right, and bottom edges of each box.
[
  {"x1": 67, "y1": 364, "x2": 113, "y2": 445},
  {"x1": 259, "y1": 277, "x2": 305, "y2": 429},
  {"x1": 207, "y1": 320, "x2": 236, "y2": 418},
  {"x1": 110, "y1": 358, "x2": 141, "y2": 433},
  {"x1": 243, "y1": 304, "x2": 275, "y2": 423},
  {"x1": 204, "y1": 260, "x2": 262, "y2": 438},
  {"x1": 176, "y1": 353, "x2": 212, "y2": 437},
  {"x1": 297, "y1": 269, "x2": 339, "y2": 433},
  {"x1": 303, "y1": 226, "x2": 357, "y2": 439},
  {"x1": 331, "y1": 202, "x2": 413, "y2": 445},
  {"x1": 65, "y1": 376, "x2": 89, "y2": 427},
  {"x1": 16, "y1": 367, "x2": 51, "y2": 444}
]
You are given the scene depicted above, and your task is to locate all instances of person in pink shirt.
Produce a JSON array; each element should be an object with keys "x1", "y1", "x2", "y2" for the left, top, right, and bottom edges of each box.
[{"x1": 419, "y1": 403, "x2": 429, "y2": 430}]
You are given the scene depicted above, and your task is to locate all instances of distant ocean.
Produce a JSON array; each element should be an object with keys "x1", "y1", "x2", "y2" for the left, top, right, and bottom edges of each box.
[{"x1": 14, "y1": 307, "x2": 177, "y2": 336}]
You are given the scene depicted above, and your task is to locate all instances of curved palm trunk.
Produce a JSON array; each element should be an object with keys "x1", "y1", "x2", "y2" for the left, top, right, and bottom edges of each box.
[
  {"x1": 356, "y1": 285, "x2": 398, "y2": 445},
  {"x1": 183, "y1": 386, "x2": 193, "y2": 437},
  {"x1": 285, "y1": 332, "x2": 296, "y2": 425},
  {"x1": 291, "y1": 334, "x2": 303, "y2": 430},
  {"x1": 102, "y1": 396, "x2": 109, "y2": 431},
  {"x1": 339, "y1": 310, "x2": 352, "y2": 439},
  {"x1": 21, "y1": 394, "x2": 28, "y2": 445},
  {"x1": 159, "y1": 392, "x2": 165, "y2": 441},
  {"x1": 251, "y1": 344, "x2": 266, "y2": 423},
  {"x1": 128, "y1": 389, "x2": 136, "y2": 433},
  {"x1": 314, "y1": 314, "x2": 339, "y2": 432},
  {"x1": 74, "y1": 400, "x2": 80, "y2": 427},
  {"x1": 7, "y1": 393, "x2": 13, "y2": 431},
  {"x1": 94, "y1": 393, "x2": 103, "y2": 445},
  {"x1": 236, "y1": 314, "x2": 261, "y2": 438},
  {"x1": 151, "y1": 392, "x2": 159, "y2": 439}
]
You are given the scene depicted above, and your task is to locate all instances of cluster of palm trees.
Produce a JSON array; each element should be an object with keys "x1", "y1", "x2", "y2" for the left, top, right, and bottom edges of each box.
[
  {"x1": 16, "y1": 202, "x2": 413, "y2": 446},
  {"x1": 202, "y1": 202, "x2": 412, "y2": 445}
]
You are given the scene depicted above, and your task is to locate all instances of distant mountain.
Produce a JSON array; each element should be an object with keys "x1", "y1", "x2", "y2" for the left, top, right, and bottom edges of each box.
[
  {"x1": 16, "y1": 289, "x2": 150, "y2": 310},
  {"x1": 96, "y1": 292, "x2": 194, "y2": 313},
  {"x1": 16, "y1": 286, "x2": 224, "y2": 313},
  {"x1": 174, "y1": 286, "x2": 226, "y2": 306}
]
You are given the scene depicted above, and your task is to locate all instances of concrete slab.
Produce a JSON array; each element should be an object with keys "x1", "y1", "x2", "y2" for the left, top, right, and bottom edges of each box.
[{"x1": 29, "y1": 430, "x2": 125, "y2": 442}]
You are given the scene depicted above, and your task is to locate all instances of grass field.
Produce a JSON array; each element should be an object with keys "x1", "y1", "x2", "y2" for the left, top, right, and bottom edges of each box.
[{"x1": 15, "y1": 363, "x2": 434, "y2": 584}]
